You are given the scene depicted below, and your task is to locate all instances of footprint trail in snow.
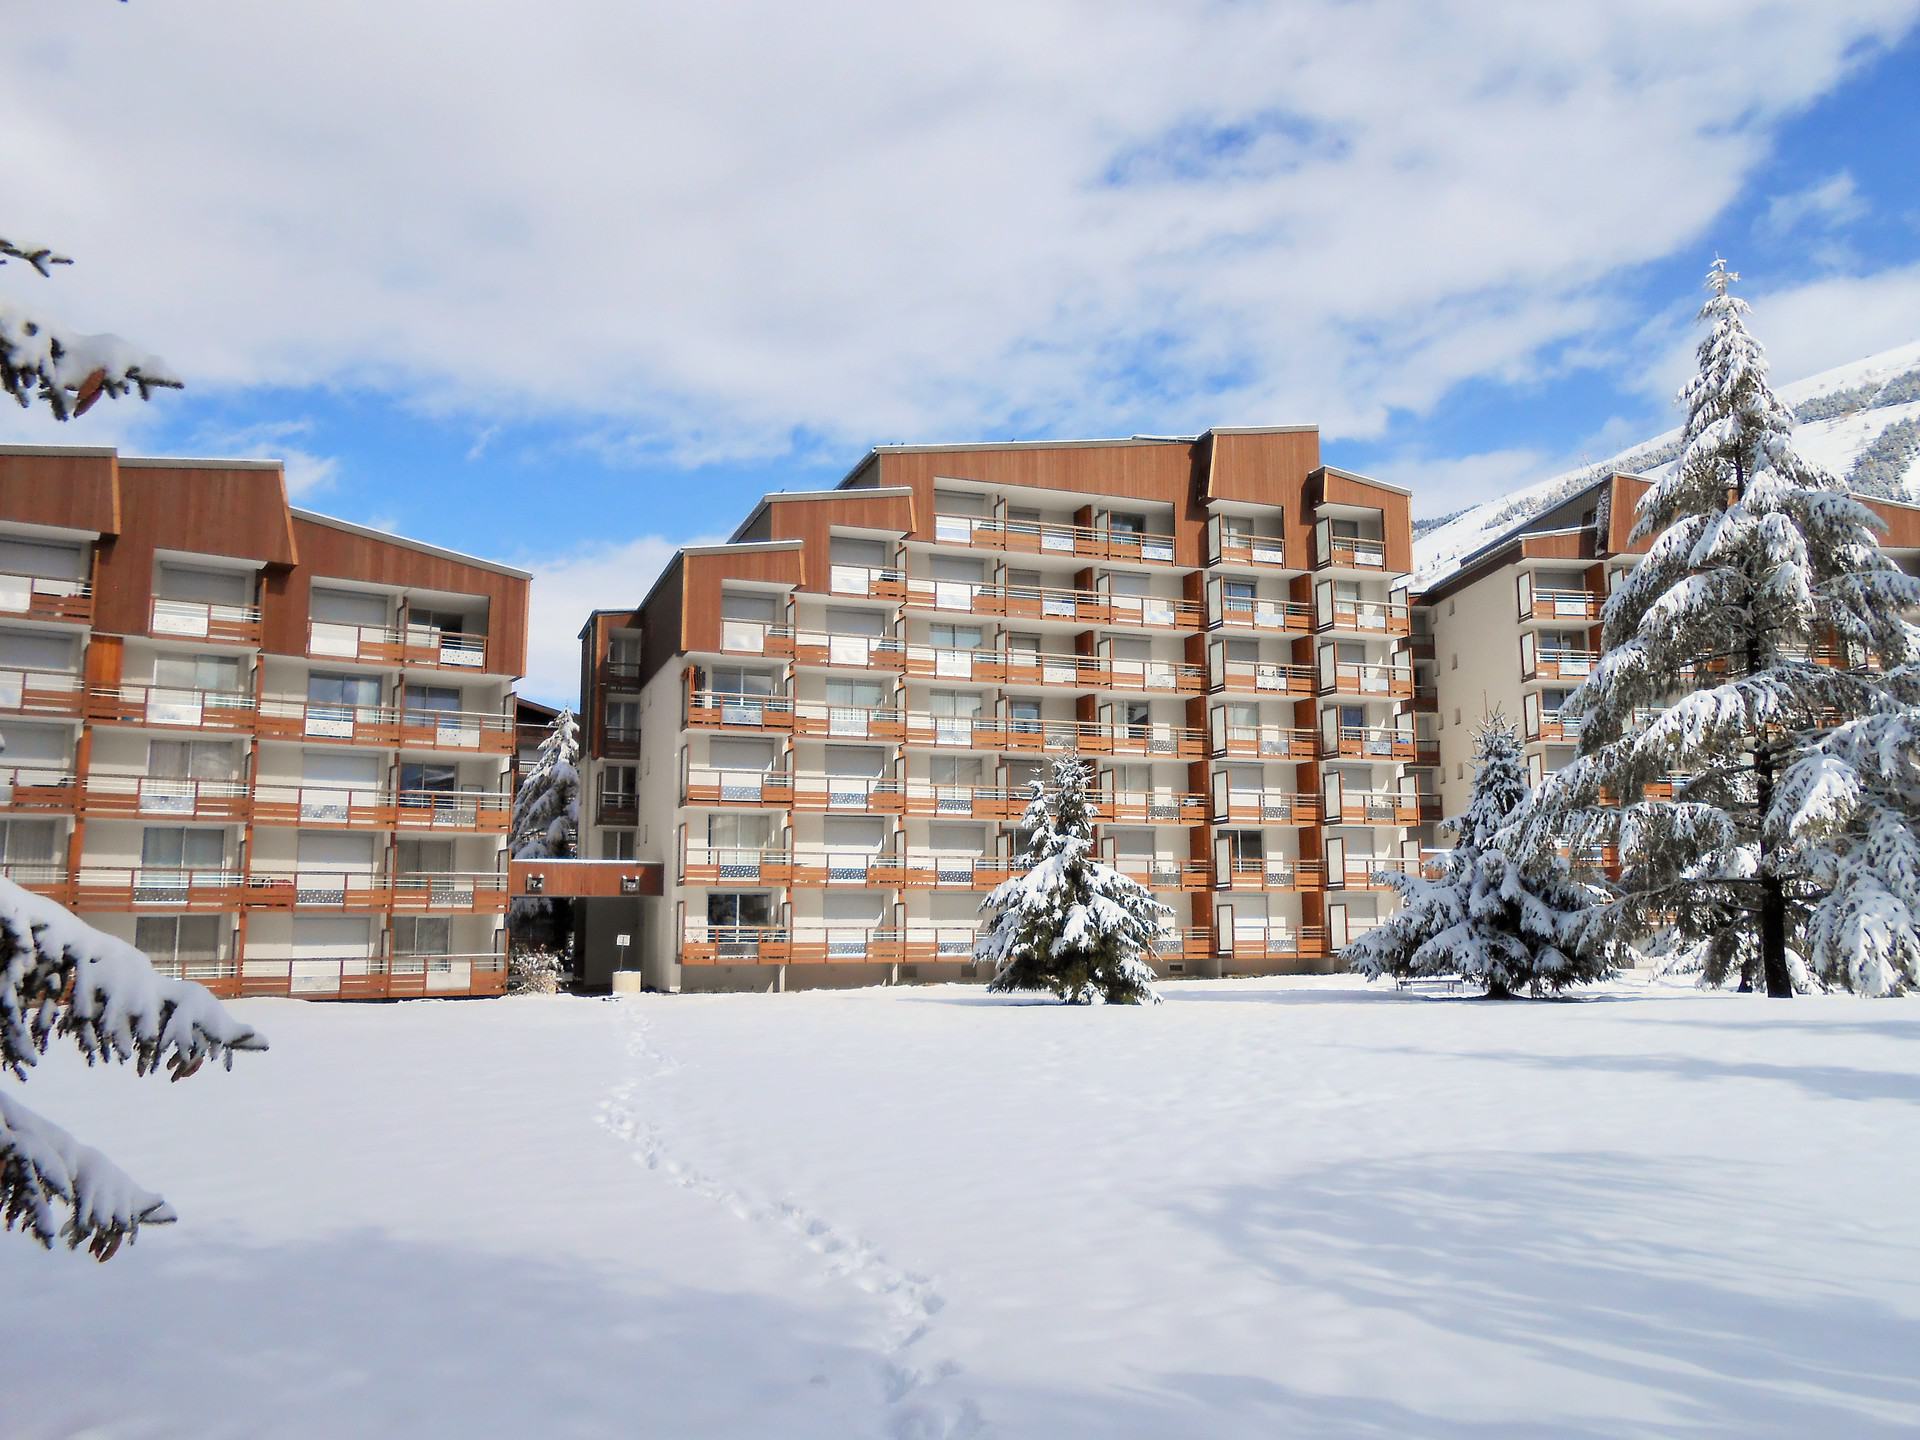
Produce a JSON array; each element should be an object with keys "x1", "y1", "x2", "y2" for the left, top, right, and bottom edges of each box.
[{"x1": 595, "y1": 999, "x2": 985, "y2": 1440}]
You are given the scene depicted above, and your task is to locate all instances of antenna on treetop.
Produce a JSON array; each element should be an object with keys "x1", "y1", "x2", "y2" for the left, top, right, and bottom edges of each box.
[{"x1": 1706, "y1": 257, "x2": 1739, "y2": 296}]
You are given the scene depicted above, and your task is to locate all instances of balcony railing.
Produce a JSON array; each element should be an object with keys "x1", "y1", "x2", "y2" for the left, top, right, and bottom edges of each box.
[
  {"x1": 248, "y1": 783, "x2": 511, "y2": 832},
  {"x1": 1325, "y1": 791, "x2": 1423, "y2": 825},
  {"x1": 826, "y1": 564, "x2": 909, "y2": 599},
  {"x1": 790, "y1": 629, "x2": 907, "y2": 672},
  {"x1": 1319, "y1": 599, "x2": 1411, "y2": 636},
  {"x1": 901, "y1": 714, "x2": 1205, "y2": 758},
  {"x1": 790, "y1": 701, "x2": 908, "y2": 742},
  {"x1": 1214, "y1": 723, "x2": 1315, "y2": 759},
  {"x1": 1524, "y1": 649, "x2": 1599, "y2": 682},
  {"x1": 1219, "y1": 924, "x2": 1329, "y2": 961},
  {"x1": 1217, "y1": 660, "x2": 1315, "y2": 696},
  {"x1": 930, "y1": 513, "x2": 1177, "y2": 565},
  {"x1": 686, "y1": 689, "x2": 795, "y2": 730},
  {"x1": 1525, "y1": 589, "x2": 1602, "y2": 622},
  {"x1": 1321, "y1": 662, "x2": 1413, "y2": 698},
  {"x1": 1110, "y1": 857, "x2": 1211, "y2": 890},
  {"x1": 601, "y1": 723, "x2": 641, "y2": 757},
  {"x1": 683, "y1": 767, "x2": 793, "y2": 807},
  {"x1": 89, "y1": 684, "x2": 255, "y2": 732},
  {"x1": 596, "y1": 789, "x2": 639, "y2": 824},
  {"x1": 151, "y1": 598, "x2": 262, "y2": 646},
  {"x1": 1217, "y1": 597, "x2": 1314, "y2": 634},
  {"x1": 74, "y1": 866, "x2": 251, "y2": 910},
  {"x1": 0, "y1": 667, "x2": 84, "y2": 718},
  {"x1": 255, "y1": 701, "x2": 515, "y2": 754},
  {"x1": 1, "y1": 860, "x2": 72, "y2": 903},
  {"x1": 1213, "y1": 789, "x2": 1320, "y2": 825},
  {"x1": 1218, "y1": 857, "x2": 1327, "y2": 892},
  {"x1": 0, "y1": 571, "x2": 91, "y2": 624},
  {"x1": 1210, "y1": 534, "x2": 1286, "y2": 569},
  {"x1": 83, "y1": 774, "x2": 250, "y2": 821},
  {"x1": 1527, "y1": 712, "x2": 1583, "y2": 743},
  {"x1": 390, "y1": 871, "x2": 508, "y2": 913},
  {"x1": 604, "y1": 659, "x2": 645, "y2": 691},
  {"x1": 236, "y1": 869, "x2": 507, "y2": 912},
  {"x1": 1411, "y1": 684, "x2": 1438, "y2": 712},
  {"x1": 899, "y1": 779, "x2": 1020, "y2": 819},
  {"x1": 231, "y1": 951, "x2": 506, "y2": 1000},
  {"x1": 307, "y1": 620, "x2": 489, "y2": 672},
  {"x1": 0, "y1": 765, "x2": 78, "y2": 813},
  {"x1": 903, "y1": 577, "x2": 1203, "y2": 630},
  {"x1": 1323, "y1": 726, "x2": 1416, "y2": 761},
  {"x1": 1314, "y1": 536, "x2": 1387, "y2": 571}
]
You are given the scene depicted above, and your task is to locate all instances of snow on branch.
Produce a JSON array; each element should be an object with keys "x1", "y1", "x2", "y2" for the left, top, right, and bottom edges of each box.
[{"x1": 1, "y1": 232, "x2": 181, "y2": 419}]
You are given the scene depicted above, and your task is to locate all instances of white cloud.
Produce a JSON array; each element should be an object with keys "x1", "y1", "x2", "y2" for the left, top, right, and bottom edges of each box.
[
  {"x1": 2, "y1": 0, "x2": 1915, "y2": 458},
  {"x1": 1760, "y1": 170, "x2": 1868, "y2": 238},
  {"x1": 1382, "y1": 448, "x2": 1552, "y2": 521},
  {"x1": 511, "y1": 532, "x2": 722, "y2": 706},
  {"x1": 190, "y1": 419, "x2": 339, "y2": 497}
]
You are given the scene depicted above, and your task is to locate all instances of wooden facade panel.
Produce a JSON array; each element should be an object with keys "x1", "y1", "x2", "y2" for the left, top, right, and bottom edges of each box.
[
  {"x1": 510, "y1": 859, "x2": 664, "y2": 899},
  {"x1": 0, "y1": 450, "x2": 120, "y2": 533},
  {"x1": 1607, "y1": 474, "x2": 1652, "y2": 557},
  {"x1": 1317, "y1": 469, "x2": 1415, "y2": 574},
  {"x1": 678, "y1": 546, "x2": 803, "y2": 656},
  {"x1": 1519, "y1": 532, "x2": 1596, "y2": 562},
  {"x1": 766, "y1": 491, "x2": 917, "y2": 583}
]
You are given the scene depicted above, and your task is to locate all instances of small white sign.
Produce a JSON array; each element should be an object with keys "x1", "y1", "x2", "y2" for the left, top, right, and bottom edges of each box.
[{"x1": 615, "y1": 933, "x2": 632, "y2": 947}]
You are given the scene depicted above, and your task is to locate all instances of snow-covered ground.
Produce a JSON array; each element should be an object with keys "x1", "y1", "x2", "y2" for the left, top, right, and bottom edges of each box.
[{"x1": 8, "y1": 976, "x2": 1919, "y2": 1439}]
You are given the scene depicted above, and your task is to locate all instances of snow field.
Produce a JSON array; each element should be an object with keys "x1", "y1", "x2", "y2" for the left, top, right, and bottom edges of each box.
[{"x1": 5, "y1": 976, "x2": 1919, "y2": 1438}]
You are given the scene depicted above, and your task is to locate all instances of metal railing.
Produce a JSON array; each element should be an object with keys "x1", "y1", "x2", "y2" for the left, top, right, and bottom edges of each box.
[
  {"x1": 1217, "y1": 660, "x2": 1315, "y2": 695},
  {"x1": 84, "y1": 774, "x2": 250, "y2": 820},
  {"x1": 0, "y1": 571, "x2": 92, "y2": 623},
  {"x1": 152, "y1": 597, "x2": 262, "y2": 645},
  {"x1": 0, "y1": 667, "x2": 84, "y2": 717},
  {"x1": 90, "y1": 684, "x2": 256, "y2": 731},
  {"x1": 930, "y1": 513, "x2": 1178, "y2": 565},
  {"x1": 1217, "y1": 596, "x2": 1314, "y2": 633},
  {"x1": 0, "y1": 765, "x2": 78, "y2": 812}
]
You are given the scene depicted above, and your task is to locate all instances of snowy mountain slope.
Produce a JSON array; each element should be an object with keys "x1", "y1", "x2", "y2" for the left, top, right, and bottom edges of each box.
[{"x1": 1413, "y1": 340, "x2": 1920, "y2": 590}]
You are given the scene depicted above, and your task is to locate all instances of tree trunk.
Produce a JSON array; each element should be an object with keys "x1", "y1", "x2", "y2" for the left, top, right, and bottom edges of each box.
[{"x1": 1755, "y1": 748, "x2": 1792, "y2": 998}]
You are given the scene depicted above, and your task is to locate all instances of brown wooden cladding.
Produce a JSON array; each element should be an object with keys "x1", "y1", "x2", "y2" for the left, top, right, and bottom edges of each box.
[
  {"x1": 764, "y1": 490, "x2": 917, "y2": 573},
  {"x1": 678, "y1": 545, "x2": 804, "y2": 656},
  {"x1": 1518, "y1": 531, "x2": 1597, "y2": 563},
  {"x1": 0, "y1": 449, "x2": 120, "y2": 534},
  {"x1": 1315, "y1": 468, "x2": 1414, "y2": 574},
  {"x1": 510, "y1": 858, "x2": 664, "y2": 899},
  {"x1": 1204, "y1": 430, "x2": 1324, "y2": 505},
  {"x1": 1607, "y1": 474, "x2": 1652, "y2": 557}
]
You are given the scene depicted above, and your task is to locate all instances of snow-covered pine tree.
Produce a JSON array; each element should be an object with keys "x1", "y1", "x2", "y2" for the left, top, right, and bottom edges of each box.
[
  {"x1": 1523, "y1": 260, "x2": 1920, "y2": 997},
  {"x1": 1347, "y1": 715, "x2": 1614, "y2": 997},
  {"x1": 2, "y1": 877, "x2": 264, "y2": 1258},
  {"x1": 978, "y1": 754, "x2": 1171, "y2": 1005},
  {"x1": 508, "y1": 709, "x2": 581, "y2": 978},
  {"x1": 2, "y1": 236, "x2": 180, "y2": 419}
]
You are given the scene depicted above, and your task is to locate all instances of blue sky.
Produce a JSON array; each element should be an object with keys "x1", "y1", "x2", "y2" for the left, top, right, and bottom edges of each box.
[{"x1": 4, "y1": 2, "x2": 1919, "y2": 702}]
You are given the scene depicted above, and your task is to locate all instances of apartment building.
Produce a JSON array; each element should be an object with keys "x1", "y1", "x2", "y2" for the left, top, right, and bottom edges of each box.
[
  {"x1": 1418, "y1": 471, "x2": 1920, "y2": 817},
  {"x1": 574, "y1": 428, "x2": 1428, "y2": 992},
  {"x1": 0, "y1": 445, "x2": 529, "y2": 999}
]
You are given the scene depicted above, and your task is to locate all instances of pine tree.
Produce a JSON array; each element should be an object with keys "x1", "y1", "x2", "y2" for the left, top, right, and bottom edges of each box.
[
  {"x1": 1347, "y1": 716, "x2": 1614, "y2": 997},
  {"x1": 1524, "y1": 261, "x2": 1920, "y2": 996},
  {"x1": 978, "y1": 755, "x2": 1170, "y2": 1005},
  {"x1": 508, "y1": 709, "x2": 581, "y2": 972},
  {"x1": 2, "y1": 236, "x2": 180, "y2": 419},
  {"x1": 3, "y1": 878, "x2": 263, "y2": 1258}
]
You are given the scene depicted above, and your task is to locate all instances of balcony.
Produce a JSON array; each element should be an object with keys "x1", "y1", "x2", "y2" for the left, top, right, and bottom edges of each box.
[
  {"x1": 596, "y1": 789, "x2": 639, "y2": 825},
  {"x1": 826, "y1": 564, "x2": 909, "y2": 600},
  {"x1": 307, "y1": 619, "x2": 489, "y2": 673},
  {"x1": 604, "y1": 660, "x2": 645, "y2": 692},
  {"x1": 89, "y1": 684, "x2": 255, "y2": 732},
  {"x1": 790, "y1": 701, "x2": 907, "y2": 742},
  {"x1": 1215, "y1": 596, "x2": 1313, "y2": 635},
  {"x1": 231, "y1": 951, "x2": 506, "y2": 1000},
  {"x1": 1322, "y1": 726, "x2": 1416, "y2": 761},
  {"x1": 1095, "y1": 789, "x2": 1207, "y2": 825},
  {"x1": 1330, "y1": 856, "x2": 1416, "y2": 890},
  {"x1": 1217, "y1": 857, "x2": 1326, "y2": 892},
  {"x1": 0, "y1": 571, "x2": 91, "y2": 625},
  {"x1": 1208, "y1": 533, "x2": 1287, "y2": 570},
  {"x1": 1216, "y1": 659, "x2": 1315, "y2": 697},
  {"x1": 0, "y1": 860, "x2": 72, "y2": 903},
  {"x1": 1110, "y1": 857, "x2": 1210, "y2": 890},
  {"x1": 1318, "y1": 598, "x2": 1411, "y2": 637},
  {"x1": 790, "y1": 629, "x2": 907, "y2": 673},
  {"x1": 1526, "y1": 712, "x2": 1582, "y2": 744},
  {"x1": 254, "y1": 700, "x2": 515, "y2": 754},
  {"x1": 901, "y1": 714, "x2": 1205, "y2": 759},
  {"x1": 601, "y1": 723, "x2": 641, "y2": 759},
  {"x1": 1312, "y1": 535, "x2": 1387, "y2": 572},
  {"x1": 1320, "y1": 662, "x2": 1413, "y2": 699},
  {"x1": 1211, "y1": 789, "x2": 1319, "y2": 826},
  {"x1": 792, "y1": 773, "x2": 903, "y2": 813},
  {"x1": 899, "y1": 779, "x2": 1022, "y2": 820},
  {"x1": 248, "y1": 783, "x2": 511, "y2": 832},
  {"x1": 1212, "y1": 723, "x2": 1316, "y2": 760},
  {"x1": 1218, "y1": 924, "x2": 1330, "y2": 964},
  {"x1": 83, "y1": 774, "x2": 250, "y2": 822},
  {"x1": 1325, "y1": 790, "x2": 1422, "y2": 826},
  {"x1": 73, "y1": 866, "x2": 251, "y2": 911},
  {"x1": 930, "y1": 513, "x2": 1177, "y2": 566},
  {"x1": 151, "y1": 598, "x2": 262, "y2": 647},
  {"x1": 1523, "y1": 589, "x2": 1602, "y2": 623},
  {"x1": 1411, "y1": 684, "x2": 1438, "y2": 713},
  {"x1": 390, "y1": 871, "x2": 508, "y2": 914},
  {"x1": 687, "y1": 689, "x2": 795, "y2": 731},
  {"x1": 0, "y1": 764, "x2": 78, "y2": 814},
  {"x1": 0, "y1": 667, "x2": 84, "y2": 718},
  {"x1": 1523, "y1": 649, "x2": 1598, "y2": 683},
  {"x1": 903, "y1": 577, "x2": 1203, "y2": 631},
  {"x1": 682, "y1": 767, "x2": 793, "y2": 808}
]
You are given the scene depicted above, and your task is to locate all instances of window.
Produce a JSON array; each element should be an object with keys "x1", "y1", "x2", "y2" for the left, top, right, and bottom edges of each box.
[
  {"x1": 153, "y1": 653, "x2": 244, "y2": 693},
  {"x1": 149, "y1": 739, "x2": 236, "y2": 781},
  {"x1": 141, "y1": 826, "x2": 225, "y2": 874},
  {"x1": 602, "y1": 765, "x2": 636, "y2": 802},
  {"x1": 134, "y1": 915, "x2": 222, "y2": 968},
  {"x1": 707, "y1": 892, "x2": 774, "y2": 928},
  {"x1": 0, "y1": 536, "x2": 84, "y2": 580},
  {"x1": 825, "y1": 679, "x2": 885, "y2": 709},
  {"x1": 927, "y1": 755, "x2": 983, "y2": 786},
  {"x1": 1109, "y1": 512, "x2": 1146, "y2": 536},
  {"x1": 397, "y1": 839, "x2": 454, "y2": 875},
  {"x1": 156, "y1": 563, "x2": 251, "y2": 606},
  {"x1": 393, "y1": 916, "x2": 450, "y2": 956},
  {"x1": 709, "y1": 665, "x2": 774, "y2": 696},
  {"x1": 928, "y1": 690, "x2": 982, "y2": 719},
  {"x1": 601, "y1": 830, "x2": 636, "y2": 860},
  {"x1": 0, "y1": 818, "x2": 56, "y2": 872},
  {"x1": 1008, "y1": 698, "x2": 1042, "y2": 734},
  {"x1": 405, "y1": 683, "x2": 462, "y2": 716},
  {"x1": 607, "y1": 699, "x2": 640, "y2": 740},
  {"x1": 400, "y1": 762, "x2": 460, "y2": 794},
  {"x1": 608, "y1": 632, "x2": 643, "y2": 667},
  {"x1": 926, "y1": 623, "x2": 983, "y2": 651},
  {"x1": 1121, "y1": 700, "x2": 1150, "y2": 736},
  {"x1": 310, "y1": 587, "x2": 387, "y2": 626},
  {"x1": 409, "y1": 607, "x2": 472, "y2": 637},
  {"x1": 708, "y1": 813, "x2": 773, "y2": 851},
  {"x1": 308, "y1": 671, "x2": 382, "y2": 709}
]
